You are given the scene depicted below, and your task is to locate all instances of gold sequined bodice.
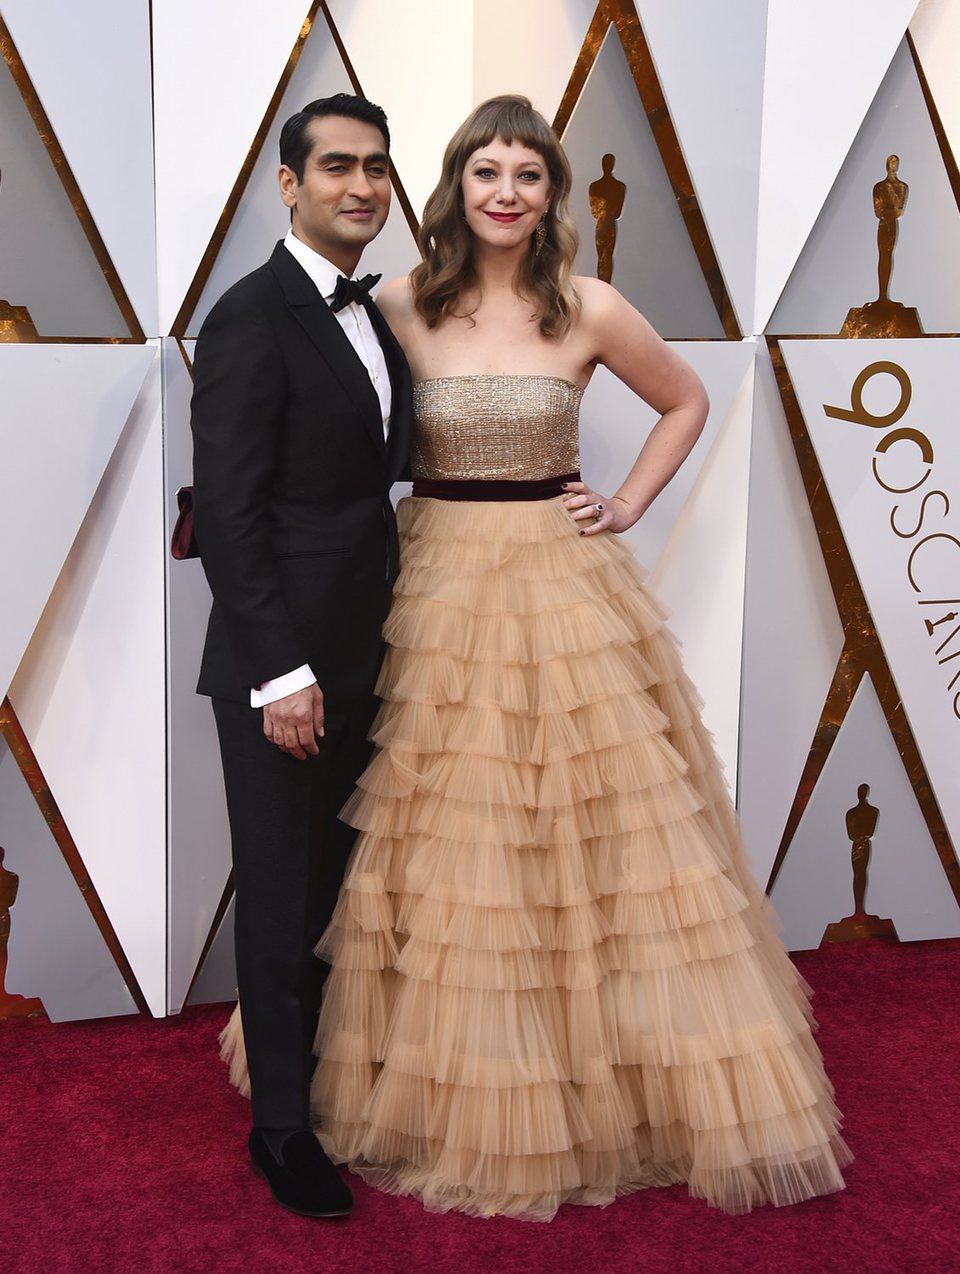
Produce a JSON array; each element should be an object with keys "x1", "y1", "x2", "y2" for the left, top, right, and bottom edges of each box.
[{"x1": 412, "y1": 375, "x2": 582, "y2": 481}]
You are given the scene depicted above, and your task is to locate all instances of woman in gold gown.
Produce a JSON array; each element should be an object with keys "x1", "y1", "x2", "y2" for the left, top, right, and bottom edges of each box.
[{"x1": 223, "y1": 94, "x2": 850, "y2": 1220}]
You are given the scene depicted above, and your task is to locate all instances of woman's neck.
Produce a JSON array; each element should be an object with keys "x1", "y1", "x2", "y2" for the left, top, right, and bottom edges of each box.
[{"x1": 471, "y1": 240, "x2": 528, "y2": 297}]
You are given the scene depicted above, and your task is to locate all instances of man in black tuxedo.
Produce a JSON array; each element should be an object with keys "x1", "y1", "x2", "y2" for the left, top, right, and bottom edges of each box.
[{"x1": 190, "y1": 94, "x2": 411, "y2": 1217}]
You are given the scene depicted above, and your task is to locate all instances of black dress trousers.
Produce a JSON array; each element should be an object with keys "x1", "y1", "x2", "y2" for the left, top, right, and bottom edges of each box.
[{"x1": 212, "y1": 693, "x2": 377, "y2": 1130}]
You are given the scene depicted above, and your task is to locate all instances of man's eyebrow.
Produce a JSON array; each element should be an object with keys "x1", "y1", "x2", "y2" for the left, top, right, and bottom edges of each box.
[{"x1": 316, "y1": 151, "x2": 390, "y2": 165}]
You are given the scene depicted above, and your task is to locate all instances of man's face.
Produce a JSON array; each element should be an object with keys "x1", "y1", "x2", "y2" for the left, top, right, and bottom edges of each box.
[{"x1": 279, "y1": 115, "x2": 391, "y2": 272}]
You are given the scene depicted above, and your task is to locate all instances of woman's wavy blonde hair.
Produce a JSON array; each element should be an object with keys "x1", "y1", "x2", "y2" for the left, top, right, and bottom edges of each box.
[{"x1": 410, "y1": 95, "x2": 580, "y2": 340}]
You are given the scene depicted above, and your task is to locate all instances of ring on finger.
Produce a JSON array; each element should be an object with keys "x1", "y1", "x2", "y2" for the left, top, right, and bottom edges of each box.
[{"x1": 594, "y1": 502, "x2": 604, "y2": 517}]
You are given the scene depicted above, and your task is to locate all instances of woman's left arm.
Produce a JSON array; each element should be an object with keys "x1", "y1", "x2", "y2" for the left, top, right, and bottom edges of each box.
[{"x1": 565, "y1": 279, "x2": 709, "y2": 536}]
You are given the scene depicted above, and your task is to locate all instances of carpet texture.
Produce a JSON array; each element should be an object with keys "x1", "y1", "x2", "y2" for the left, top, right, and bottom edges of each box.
[{"x1": 2, "y1": 942, "x2": 958, "y2": 1274}]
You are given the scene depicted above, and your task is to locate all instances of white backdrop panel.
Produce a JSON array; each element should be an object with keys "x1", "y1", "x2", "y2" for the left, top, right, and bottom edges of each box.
[
  {"x1": 185, "y1": 896, "x2": 238, "y2": 1008},
  {"x1": 756, "y1": 0, "x2": 916, "y2": 334},
  {"x1": 770, "y1": 39, "x2": 960, "y2": 336},
  {"x1": 0, "y1": 736, "x2": 137, "y2": 1021},
  {"x1": 327, "y1": 0, "x2": 475, "y2": 219},
  {"x1": 637, "y1": 0, "x2": 766, "y2": 337},
  {"x1": 152, "y1": 0, "x2": 311, "y2": 334},
  {"x1": 649, "y1": 354, "x2": 756, "y2": 789},
  {"x1": 185, "y1": 12, "x2": 420, "y2": 337},
  {"x1": 9, "y1": 0, "x2": 957, "y2": 1023},
  {"x1": 0, "y1": 345, "x2": 155, "y2": 699},
  {"x1": 1, "y1": 0, "x2": 157, "y2": 334},
  {"x1": 738, "y1": 346, "x2": 846, "y2": 886},
  {"x1": 471, "y1": 0, "x2": 597, "y2": 126},
  {"x1": 580, "y1": 342, "x2": 757, "y2": 780},
  {"x1": 0, "y1": 49, "x2": 129, "y2": 339},
  {"x1": 0, "y1": 738, "x2": 138, "y2": 1014},
  {"x1": 164, "y1": 340, "x2": 233, "y2": 1013},
  {"x1": 563, "y1": 25, "x2": 724, "y2": 339},
  {"x1": 10, "y1": 348, "x2": 167, "y2": 1016},
  {"x1": 782, "y1": 338, "x2": 960, "y2": 861},
  {"x1": 771, "y1": 674, "x2": 960, "y2": 949}
]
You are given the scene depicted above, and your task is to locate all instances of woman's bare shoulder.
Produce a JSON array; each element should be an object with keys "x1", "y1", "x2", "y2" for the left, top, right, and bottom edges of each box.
[
  {"x1": 376, "y1": 275, "x2": 415, "y2": 322},
  {"x1": 571, "y1": 275, "x2": 639, "y2": 322}
]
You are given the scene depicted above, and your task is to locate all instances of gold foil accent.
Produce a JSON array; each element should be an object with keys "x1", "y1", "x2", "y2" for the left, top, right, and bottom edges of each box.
[
  {"x1": 0, "y1": 697, "x2": 149, "y2": 1014},
  {"x1": 0, "y1": 16, "x2": 145, "y2": 344},
  {"x1": 412, "y1": 376, "x2": 581, "y2": 481},
  {"x1": 171, "y1": 1, "x2": 421, "y2": 338},
  {"x1": 553, "y1": 5, "x2": 610, "y2": 144},
  {"x1": 0, "y1": 299, "x2": 38, "y2": 343},
  {"x1": 907, "y1": 32, "x2": 960, "y2": 221},
  {"x1": 841, "y1": 156, "x2": 923, "y2": 337},
  {"x1": 765, "y1": 340, "x2": 960, "y2": 918},
  {"x1": 555, "y1": 1, "x2": 741, "y2": 340},
  {"x1": 0, "y1": 845, "x2": 45, "y2": 1018},
  {"x1": 821, "y1": 784, "x2": 899, "y2": 943},
  {"x1": 589, "y1": 154, "x2": 625, "y2": 283}
]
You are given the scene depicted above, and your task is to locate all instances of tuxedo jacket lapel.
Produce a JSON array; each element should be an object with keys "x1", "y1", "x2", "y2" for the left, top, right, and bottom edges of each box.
[
  {"x1": 366, "y1": 297, "x2": 413, "y2": 481},
  {"x1": 268, "y1": 243, "x2": 386, "y2": 458}
]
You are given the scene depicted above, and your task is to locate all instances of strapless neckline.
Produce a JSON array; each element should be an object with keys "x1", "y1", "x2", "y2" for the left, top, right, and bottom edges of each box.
[
  {"x1": 411, "y1": 373, "x2": 582, "y2": 482},
  {"x1": 414, "y1": 373, "x2": 584, "y2": 398}
]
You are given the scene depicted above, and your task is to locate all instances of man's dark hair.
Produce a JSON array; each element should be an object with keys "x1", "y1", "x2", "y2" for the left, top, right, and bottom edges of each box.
[{"x1": 279, "y1": 93, "x2": 390, "y2": 182}]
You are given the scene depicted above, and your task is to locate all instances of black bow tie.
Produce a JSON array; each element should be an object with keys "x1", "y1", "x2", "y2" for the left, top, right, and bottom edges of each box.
[{"x1": 329, "y1": 273, "x2": 381, "y2": 313}]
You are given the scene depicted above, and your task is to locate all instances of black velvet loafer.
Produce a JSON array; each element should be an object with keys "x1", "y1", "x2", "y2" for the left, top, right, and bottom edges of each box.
[{"x1": 249, "y1": 1129, "x2": 353, "y2": 1218}]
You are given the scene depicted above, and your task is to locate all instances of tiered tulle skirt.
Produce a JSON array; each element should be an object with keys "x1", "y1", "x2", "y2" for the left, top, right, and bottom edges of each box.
[{"x1": 222, "y1": 494, "x2": 850, "y2": 1219}]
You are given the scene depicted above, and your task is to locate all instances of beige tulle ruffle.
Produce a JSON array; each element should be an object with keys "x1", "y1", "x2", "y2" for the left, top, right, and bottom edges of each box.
[{"x1": 222, "y1": 495, "x2": 850, "y2": 1220}]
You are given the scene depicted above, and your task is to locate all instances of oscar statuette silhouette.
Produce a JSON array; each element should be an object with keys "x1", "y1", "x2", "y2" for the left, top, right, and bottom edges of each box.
[
  {"x1": 588, "y1": 154, "x2": 626, "y2": 284},
  {"x1": 821, "y1": 785, "x2": 899, "y2": 943},
  {"x1": 841, "y1": 155, "x2": 922, "y2": 337},
  {"x1": 0, "y1": 847, "x2": 45, "y2": 1017}
]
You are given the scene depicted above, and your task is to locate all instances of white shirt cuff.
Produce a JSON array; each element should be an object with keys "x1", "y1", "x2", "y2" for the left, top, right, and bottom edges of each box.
[{"x1": 250, "y1": 664, "x2": 316, "y2": 708}]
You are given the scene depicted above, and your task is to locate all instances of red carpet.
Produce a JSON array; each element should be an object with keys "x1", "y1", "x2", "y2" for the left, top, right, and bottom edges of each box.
[{"x1": 3, "y1": 942, "x2": 958, "y2": 1274}]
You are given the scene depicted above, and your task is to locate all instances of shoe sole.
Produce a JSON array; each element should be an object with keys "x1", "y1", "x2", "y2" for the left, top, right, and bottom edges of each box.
[{"x1": 250, "y1": 1158, "x2": 353, "y2": 1219}]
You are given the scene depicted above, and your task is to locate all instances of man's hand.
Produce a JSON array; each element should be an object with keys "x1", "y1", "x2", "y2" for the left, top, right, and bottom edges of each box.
[{"x1": 262, "y1": 683, "x2": 325, "y2": 760}]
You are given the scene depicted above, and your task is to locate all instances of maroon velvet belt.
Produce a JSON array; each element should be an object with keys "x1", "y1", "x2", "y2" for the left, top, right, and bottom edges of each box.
[{"x1": 412, "y1": 471, "x2": 581, "y2": 502}]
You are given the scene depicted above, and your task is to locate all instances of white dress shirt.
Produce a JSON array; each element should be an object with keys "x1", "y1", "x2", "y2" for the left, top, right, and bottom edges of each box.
[{"x1": 250, "y1": 230, "x2": 393, "y2": 708}]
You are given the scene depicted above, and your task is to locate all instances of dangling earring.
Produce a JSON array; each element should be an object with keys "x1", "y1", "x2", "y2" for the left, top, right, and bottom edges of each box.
[{"x1": 535, "y1": 215, "x2": 547, "y2": 256}]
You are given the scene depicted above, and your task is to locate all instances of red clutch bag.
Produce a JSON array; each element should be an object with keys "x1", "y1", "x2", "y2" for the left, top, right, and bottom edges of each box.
[{"x1": 171, "y1": 486, "x2": 199, "y2": 560}]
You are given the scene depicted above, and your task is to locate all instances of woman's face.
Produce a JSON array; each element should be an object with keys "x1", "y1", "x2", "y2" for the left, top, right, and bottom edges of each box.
[{"x1": 460, "y1": 138, "x2": 551, "y2": 252}]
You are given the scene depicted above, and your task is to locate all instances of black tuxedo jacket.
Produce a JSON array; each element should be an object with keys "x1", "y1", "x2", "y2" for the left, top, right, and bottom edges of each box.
[{"x1": 191, "y1": 241, "x2": 412, "y2": 708}]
